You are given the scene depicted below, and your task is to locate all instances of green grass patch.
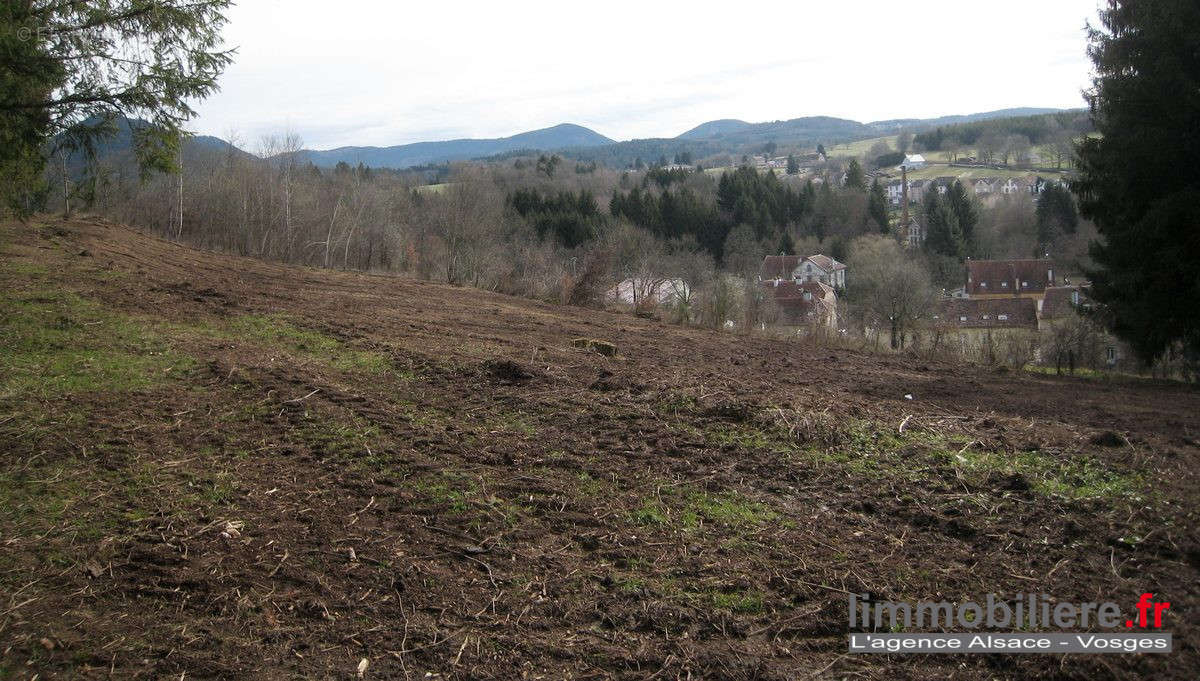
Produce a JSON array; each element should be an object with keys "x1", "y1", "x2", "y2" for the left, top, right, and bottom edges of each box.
[
  {"x1": 632, "y1": 488, "x2": 777, "y2": 530},
  {"x1": 226, "y1": 314, "x2": 389, "y2": 373},
  {"x1": 709, "y1": 589, "x2": 766, "y2": 614},
  {"x1": 947, "y1": 449, "x2": 1143, "y2": 501},
  {"x1": 0, "y1": 290, "x2": 193, "y2": 397}
]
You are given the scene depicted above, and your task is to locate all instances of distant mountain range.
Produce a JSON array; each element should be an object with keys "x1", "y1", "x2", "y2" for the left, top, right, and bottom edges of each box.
[
  {"x1": 71, "y1": 107, "x2": 1080, "y2": 172},
  {"x1": 294, "y1": 107, "x2": 1074, "y2": 169},
  {"x1": 298, "y1": 123, "x2": 613, "y2": 169}
]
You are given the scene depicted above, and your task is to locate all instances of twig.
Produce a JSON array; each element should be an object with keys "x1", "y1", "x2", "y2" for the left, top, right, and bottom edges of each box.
[{"x1": 285, "y1": 388, "x2": 320, "y2": 404}]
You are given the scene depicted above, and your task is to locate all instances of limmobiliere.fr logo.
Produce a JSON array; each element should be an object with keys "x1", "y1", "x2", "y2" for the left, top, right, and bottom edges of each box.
[{"x1": 847, "y1": 592, "x2": 1172, "y2": 654}]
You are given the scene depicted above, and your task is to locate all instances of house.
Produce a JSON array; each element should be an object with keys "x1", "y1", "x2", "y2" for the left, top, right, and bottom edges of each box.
[
  {"x1": 610, "y1": 278, "x2": 689, "y2": 305},
  {"x1": 935, "y1": 297, "x2": 1039, "y2": 330},
  {"x1": 886, "y1": 179, "x2": 906, "y2": 205},
  {"x1": 762, "y1": 279, "x2": 838, "y2": 329},
  {"x1": 904, "y1": 216, "x2": 925, "y2": 248},
  {"x1": 1031, "y1": 176, "x2": 1063, "y2": 195},
  {"x1": 933, "y1": 176, "x2": 956, "y2": 195},
  {"x1": 759, "y1": 254, "x2": 847, "y2": 289},
  {"x1": 797, "y1": 254, "x2": 847, "y2": 289},
  {"x1": 1039, "y1": 285, "x2": 1091, "y2": 323},
  {"x1": 899, "y1": 154, "x2": 926, "y2": 171},
  {"x1": 999, "y1": 177, "x2": 1035, "y2": 195},
  {"x1": 932, "y1": 297, "x2": 1040, "y2": 357},
  {"x1": 972, "y1": 177, "x2": 999, "y2": 195},
  {"x1": 966, "y1": 259, "x2": 1056, "y2": 299}
]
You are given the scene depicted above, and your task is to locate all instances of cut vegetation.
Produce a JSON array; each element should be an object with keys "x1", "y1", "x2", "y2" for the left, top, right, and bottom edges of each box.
[{"x1": 0, "y1": 217, "x2": 1197, "y2": 680}]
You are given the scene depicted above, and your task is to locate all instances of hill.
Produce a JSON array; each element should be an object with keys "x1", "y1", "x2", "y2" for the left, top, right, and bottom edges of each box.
[
  {"x1": 677, "y1": 119, "x2": 753, "y2": 139},
  {"x1": 300, "y1": 123, "x2": 614, "y2": 168},
  {"x1": 53, "y1": 117, "x2": 252, "y2": 173},
  {"x1": 865, "y1": 107, "x2": 1071, "y2": 132},
  {"x1": 2, "y1": 216, "x2": 1197, "y2": 679}
]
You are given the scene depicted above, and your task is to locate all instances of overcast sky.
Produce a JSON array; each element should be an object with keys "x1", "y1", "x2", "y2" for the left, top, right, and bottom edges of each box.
[{"x1": 191, "y1": 0, "x2": 1102, "y2": 150}]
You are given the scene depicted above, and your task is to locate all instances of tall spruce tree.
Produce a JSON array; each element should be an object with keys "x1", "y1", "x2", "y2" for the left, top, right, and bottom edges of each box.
[
  {"x1": 945, "y1": 180, "x2": 977, "y2": 252},
  {"x1": 923, "y1": 187, "x2": 962, "y2": 258},
  {"x1": 1, "y1": 1, "x2": 232, "y2": 215},
  {"x1": 1074, "y1": 0, "x2": 1200, "y2": 364},
  {"x1": 868, "y1": 177, "x2": 889, "y2": 233},
  {"x1": 1035, "y1": 183, "x2": 1078, "y2": 252},
  {"x1": 844, "y1": 159, "x2": 866, "y2": 191}
]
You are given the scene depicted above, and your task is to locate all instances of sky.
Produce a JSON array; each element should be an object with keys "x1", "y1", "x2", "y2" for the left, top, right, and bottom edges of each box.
[{"x1": 191, "y1": 0, "x2": 1103, "y2": 151}]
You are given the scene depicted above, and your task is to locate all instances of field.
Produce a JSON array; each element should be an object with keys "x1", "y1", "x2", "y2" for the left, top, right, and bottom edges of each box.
[{"x1": 1, "y1": 217, "x2": 1197, "y2": 680}]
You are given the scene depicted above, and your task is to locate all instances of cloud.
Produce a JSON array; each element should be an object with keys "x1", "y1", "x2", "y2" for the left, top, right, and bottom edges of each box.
[{"x1": 190, "y1": 0, "x2": 1100, "y2": 149}]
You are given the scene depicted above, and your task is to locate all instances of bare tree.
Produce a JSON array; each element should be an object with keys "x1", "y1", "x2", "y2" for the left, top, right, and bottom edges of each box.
[{"x1": 847, "y1": 235, "x2": 934, "y2": 349}]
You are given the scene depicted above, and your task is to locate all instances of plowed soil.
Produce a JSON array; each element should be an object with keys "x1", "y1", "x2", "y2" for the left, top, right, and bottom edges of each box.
[{"x1": 1, "y1": 217, "x2": 1197, "y2": 680}]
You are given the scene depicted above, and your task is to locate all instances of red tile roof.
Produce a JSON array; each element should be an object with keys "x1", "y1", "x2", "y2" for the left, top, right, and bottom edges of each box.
[
  {"x1": 935, "y1": 297, "x2": 1038, "y2": 329},
  {"x1": 966, "y1": 259, "x2": 1056, "y2": 296},
  {"x1": 760, "y1": 255, "x2": 801, "y2": 280},
  {"x1": 761, "y1": 280, "x2": 836, "y2": 324}
]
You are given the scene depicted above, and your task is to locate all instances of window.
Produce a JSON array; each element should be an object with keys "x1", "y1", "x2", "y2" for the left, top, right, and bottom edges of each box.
[
  {"x1": 982, "y1": 315, "x2": 990, "y2": 320},
  {"x1": 1107, "y1": 347, "x2": 1116, "y2": 363},
  {"x1": 1022, "y1": 281, "x2": 1029, "y2": 288},
  {"x1": 998, "y1": 314, "x2": 1008, "y2": 321},
  {"x1": 1001, "y1": 281, "x2": 1008, "y2": 288},
  {"x1": 1072, "y1": 291, "x2": 1080, "y2": 305},
  {"x1": 959, "y1": 316, "x2": 968, "y2": 322},
  {"x1": 980, "y1": 282, "x2": 987, "y2": 288}
]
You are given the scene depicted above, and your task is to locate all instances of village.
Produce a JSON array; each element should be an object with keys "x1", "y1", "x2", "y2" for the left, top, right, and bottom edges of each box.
[{"x1": 612, "y1": 148, "x2": 1114, "y2": 375}]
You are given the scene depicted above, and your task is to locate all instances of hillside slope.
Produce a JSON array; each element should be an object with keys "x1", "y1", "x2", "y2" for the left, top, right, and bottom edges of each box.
[
  {"x1": 301, "y1": 123, "x2": 614, "y2": 168},
  {"x1": 1, "y1": 217, "x2": 1197, "y2": 680}
]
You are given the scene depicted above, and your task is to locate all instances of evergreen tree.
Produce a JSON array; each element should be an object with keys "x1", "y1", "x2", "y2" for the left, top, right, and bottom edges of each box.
[
  {"x1": 1035, "y1": 182, "x2": 1078, "y2": 251},
  {"x1": 844, "y1": 159, "x2": 866, "y2": 191},
  {"x1": 1074, "y1": 0, "x2": 1200, "y2": 363},
  {"x1": 786, "y1": 154, "x2": 799, "y2": 175},
  {"x1": 816, "y1": 143, "x2": 826, "y2": 157},
  {"x1": 923, "y1": 188, "x2": 962, "y2": 258},
  {"x1": 777, "y1": 230, "x2": 796, "y2": 256},
  {"x1": 945, "y1": 180, "x2": 978, "y2": 249},
  {"x1": 1, "y1": 1, "x2": 233, "y2": 215},
  {"x1": 868, "y1": 178, "x2": 889, "y2": 233}
]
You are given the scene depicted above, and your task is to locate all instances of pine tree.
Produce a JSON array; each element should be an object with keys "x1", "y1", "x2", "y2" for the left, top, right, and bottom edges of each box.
[
  {"x1": 1074, "y1": 0, "x2": 1200, "y2": 363},
  {"x1": 786, "y1": 154, "x2": 799, "y2": 175},
  {"x1": 1, "y1": 1, "x2": 233, "y2": 215},
  {"x1": 945, "y1": 180, "x2": 978, "y2": 250},
  {"x1": 1036, "y1": 183, "x2": 1078, "y2": 251},
  {"x1": 923, "y1": 188, "x2": 962, "y2": 258},
  {"x1": 844, "y1": 159, "x2": 866, "y2": 191},
  {"x1": 868, "y1": 178, "x2": 889, "y2": 233},
  {"x1": 777, "y1": 230, "x2": 796, "y2": 256}
]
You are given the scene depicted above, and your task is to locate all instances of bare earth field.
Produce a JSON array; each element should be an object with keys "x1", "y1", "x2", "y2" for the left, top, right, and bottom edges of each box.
[{"x1": 1, "y1": 217, "x2": 1197, "y2": 680}]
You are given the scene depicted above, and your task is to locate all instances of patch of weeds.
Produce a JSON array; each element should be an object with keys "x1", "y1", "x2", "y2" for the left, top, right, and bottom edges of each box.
[
  {"x1": 0, "y1": 465, "x2": 86, "y2": 537},
  {"x1": 0, "y1": 290, "x2": 194, "y2": 397},
  {"x1": 630, "y1": 500, "x2": 668, "y2": 526},
  {"x1": 0, "y1": 261, "x2": 49, "y2": 278},
  {"x1": 707, "y1": 424, "x2": 775, "y2": 450},
  {"x1": 226, "y1": 314, "x2": 389, "y2": 374},
  {"x1": 489, "y1": 410, "x2": 537, "y2": 436},
  {"x1": 295, "y1": 414, "x2": 390, "y2": 466},
  {"x1": 575, "y1": 472, "x2": 613, "y2": 497},
  {"x1": 954, "y1": 449, "x2": 1143, "y2": 501},
  {"x1": 413, "y1": 471, "x2": 479, "y2": 515},
  {"x1": 633, "y1": 488, "x2": 777, "y2": 531},
  {"x1": 708, "y1": 589, "x2": 766, "y2": 614},
  {"x1": 655, "y1": 392, "x2": 699, "y2": 416},
  {"x1": 684, "y1": 491, "x2": 776, "y2": 527}
]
